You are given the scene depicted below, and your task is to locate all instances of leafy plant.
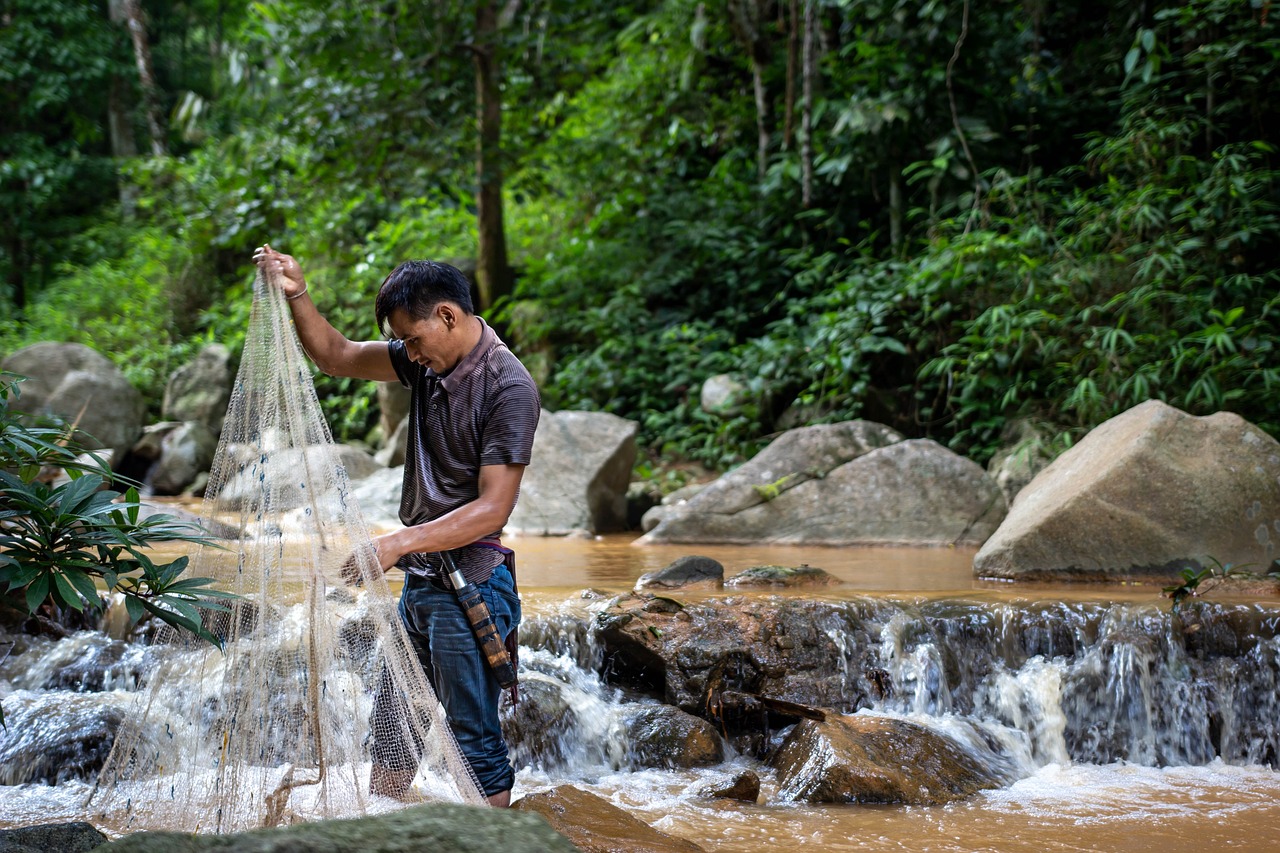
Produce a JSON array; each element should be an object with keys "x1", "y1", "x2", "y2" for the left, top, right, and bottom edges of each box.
[
  {"x1": 0, "y1": 374, "x2": 233, "y2": 658},
  {"x1": 1162, "y1": 557, "x2": 1254, "y2": 611}
]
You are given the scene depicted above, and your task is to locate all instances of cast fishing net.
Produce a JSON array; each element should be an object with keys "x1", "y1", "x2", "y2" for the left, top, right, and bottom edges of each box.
[{"x1": 87, "y1": 269, "x2": 487, "y2": 833}]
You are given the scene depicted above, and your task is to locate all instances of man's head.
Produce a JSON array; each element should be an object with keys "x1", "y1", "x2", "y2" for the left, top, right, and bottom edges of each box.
[{"x1": 375, "y1": 260, "x2": 474, "y2": 336}]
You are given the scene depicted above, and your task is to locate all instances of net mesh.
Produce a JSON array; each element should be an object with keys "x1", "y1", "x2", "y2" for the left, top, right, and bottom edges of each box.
[{"x1": 88, "y1": 270, "x2": 487, "y2": 833}]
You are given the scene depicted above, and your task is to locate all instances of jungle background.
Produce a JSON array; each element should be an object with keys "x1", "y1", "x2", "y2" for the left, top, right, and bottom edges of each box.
[{"x1": 2, "y1": 0, "x2": 1277, "y2": 485}]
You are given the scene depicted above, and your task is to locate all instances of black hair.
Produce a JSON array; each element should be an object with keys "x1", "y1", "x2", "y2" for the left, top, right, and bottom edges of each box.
[{"x1": 374, "y1": 260, "x2": 474, "y2": 335}]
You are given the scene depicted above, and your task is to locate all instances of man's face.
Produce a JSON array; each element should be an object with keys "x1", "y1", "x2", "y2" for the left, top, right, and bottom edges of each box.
[{"x1": 388, "y1": 306, "x2": 454, "y2": 373}]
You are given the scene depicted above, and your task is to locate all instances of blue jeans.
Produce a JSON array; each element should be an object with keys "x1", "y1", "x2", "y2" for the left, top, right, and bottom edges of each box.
[{"x1": 384, "y1": 565, "x2": 520, "y2": 797}]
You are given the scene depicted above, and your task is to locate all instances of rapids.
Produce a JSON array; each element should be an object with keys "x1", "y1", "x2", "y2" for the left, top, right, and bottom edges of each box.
[{"x1": 3, "y1": 533, "x2": 1280, "y2": 851}]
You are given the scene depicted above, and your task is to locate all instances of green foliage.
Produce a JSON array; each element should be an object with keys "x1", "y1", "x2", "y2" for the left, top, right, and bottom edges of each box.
[{"x1": 0, "y1": 374, "x2": 233, "y2": 653}]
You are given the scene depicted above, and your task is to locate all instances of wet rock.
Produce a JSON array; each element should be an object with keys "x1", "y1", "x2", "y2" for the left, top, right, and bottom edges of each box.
[
  {"x1": 771, "y1": 713, "x2": 1012, "y2": 805},
  {"x1": 697, "y1": 769, "x2": 761, "y2": 802},
  {"x1": 725, "y1": 565, "x2": 839, "y2": 588},
  {"x1": 595, "y1": 593, "x2": 889, "y2": 721},
  {"x1": 635, "y1": 556, "x2": 725, "y2": 591},
  {"x1": 514, "y1": 784, "x2": 705, "y2": 853},
  {"x1": 624, "y1": 704, "x2": 724, "y2": 768},
  {"x1": 700, "y1": 373, "x2": 747, "y2": 417},
  {"x1": 348, "y1": 466, "x2": 405, "y2": 529},
  {"x1": 214, "y1": 446, "x2": 381, "y2": 511},
  {"x1": 502, "y1": 674, "x2": 581, "y2": 770},
  {"x1": 0, "y1": 821, "x2": 108, "y2": 853},
  {"x1": 508, "y1": 410, "x2": 639, "y2": 535},
  {"x1": 975, "y1": 400, "x2": 1280, "y2": 582},
  {"x1": 96, "y1": 801, "x2": 576, "y2": 853},
  {"x1": 0, "y1": 693, "x2": 127, "y2": 785},
  {"x1": 640, "y1": 424, "x2": 1006, "y2": 547},
  {"x1": 36, "y1": 635, "x2": 131, "y2": 692},
  {"x1": 640, "y1": 483, "x2": 707, "y2": 533}
]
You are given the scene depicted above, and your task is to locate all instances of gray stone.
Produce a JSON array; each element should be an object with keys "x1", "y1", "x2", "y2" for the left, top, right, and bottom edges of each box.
[
  {"x1": 700, "y1": 373, "x2": 748, "y2": 417},
  {"x1": 507, "y1": 410, "x2": 639, "y2": 535},
  {"x1": 986, "y1": 420, "x2": 1058, "y2": 506},
  {"x1": 0, "y1": 822, "x2": 108, "y2": 853},
  {"x1": 377, "y1": 379, "x2": 412, "y2": 446},
  {"x1": 96, "y1": 801, "x2": 577, "y2": 853},
  {"x1": 771, "y1": 713, "x2": 1013, "y2": 805},
  {"x1": 641, "y1": 424, "x2": 1005, "y2": 547},
  {"x1": 149, "y1": 421, "x2": 217, "y2": 496},
  {"x1": 635, "y1": 555, "x2": 724, "y2": 591},
  {"x1": 975, "y1": 400, "x2": 1280, "y2": 581},
  {"x1": 162, "y1": 344, "x2": 233, "y2": 436},
  {"x1": 0, "y1": 694, "x2": 126, "y2": 785},
  {"x1": 3, "y1": 342, "x2": 145, "y2": 459},
  {"x1": 213, "y1": 445, "x2": 382, "y2": 512},
  {"x1": 347, "y1": 466, "x2": 405, "y2": 530},
  {"x1": 376, "y1": 417, "x2": 410, "y2": 467}
]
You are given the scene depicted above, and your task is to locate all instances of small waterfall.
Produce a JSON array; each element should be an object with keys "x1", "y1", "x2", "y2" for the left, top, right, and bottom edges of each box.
[{"x1": 3, "y1": 593, "x2": 1278, "y2": 810}]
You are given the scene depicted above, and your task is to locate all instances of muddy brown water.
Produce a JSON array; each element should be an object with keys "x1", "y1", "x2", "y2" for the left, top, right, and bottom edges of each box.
[{"x1": 4, "y1": 525, "x2": 1279, "y2": 850}]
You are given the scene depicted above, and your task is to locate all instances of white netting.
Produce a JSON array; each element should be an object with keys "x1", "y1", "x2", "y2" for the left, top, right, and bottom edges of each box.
[{"x1": 87, "y1": 270, "x2": 486, "y2": 832}]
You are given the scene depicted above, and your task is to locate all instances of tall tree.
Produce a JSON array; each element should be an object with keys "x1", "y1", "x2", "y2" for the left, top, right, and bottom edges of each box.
[{"x1": 472, "y1": 0, "x2": 513, "y2": 310}]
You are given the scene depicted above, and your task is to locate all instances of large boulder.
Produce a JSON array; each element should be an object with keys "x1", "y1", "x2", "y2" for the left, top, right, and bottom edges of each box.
[
  {"x1": 96, "y1": 801, "x2": 577, "y2": 853},
  {"x1": 213, "y1": 445, "x2": 382, "y2": 511},
  {"x1": 771, "y1": 713, "x2": 1013, "y2": 805},
  {"x1": 507, "y1": 410, "x2": 638, "y2": 535},
  {"x1": 640, "y1": 423, "x2": 1006, "y2": 546},
  {"x1": 162, "y1": 344, "x2": 233, "y2": 436},
  {"x1": 514, "y1": 785, "x2": 705, "y2": 853},
  {"x1": 347, "y1": 465, "x2": 405, "y2": 530},
  {"x1": 974, "y1": 400, "x2": 1280, "y2": 581},
  {"x1": 2, "y1": 343, "x2": 145, "y2": 459}
]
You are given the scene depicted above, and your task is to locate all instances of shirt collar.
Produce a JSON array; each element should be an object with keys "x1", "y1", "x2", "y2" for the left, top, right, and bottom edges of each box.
[{"x1": 429, "y1": 316, "x2": 496, "y2": 394}]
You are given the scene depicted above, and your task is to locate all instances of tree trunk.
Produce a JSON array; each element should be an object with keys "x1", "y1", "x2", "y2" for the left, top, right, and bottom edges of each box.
[
  {"x1": 120, "y1": 0, "x2": 167, "y2": 156},
  {"x1": 784, "y1": 0, "x2": 798, "y2": 150},
  {"x1": 106, "y1": 0, "x2": 140, "y2": 214},
  {"x1": 800, "y1": 0, "x2": 815, "y2": 208},
  {"x1": 727, "y1": 0, "x2": 772, "y2": 183},
  {"x1": 473, "y1": 0, "x2": 513, "y2": 312}
]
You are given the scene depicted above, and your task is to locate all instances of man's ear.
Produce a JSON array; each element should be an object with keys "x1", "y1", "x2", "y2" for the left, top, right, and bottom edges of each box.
[{"x1": 438, "y1": 303, "x2": 457, "y2": 329}]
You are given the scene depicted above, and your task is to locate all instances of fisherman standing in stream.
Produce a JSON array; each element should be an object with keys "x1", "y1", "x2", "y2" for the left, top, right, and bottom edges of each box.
[{"x1": 253, "y1": 244, "x2": 540, "y2": 808}]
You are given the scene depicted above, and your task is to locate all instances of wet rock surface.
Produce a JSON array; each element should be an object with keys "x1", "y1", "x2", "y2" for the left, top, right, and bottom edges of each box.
[
  {"x1": 514, "y1": 784, "x2": 706, "y2": 853},
  {"x1": 96, "y1": 802, "x2": 577, "y2": 853},
  {"x1": 724, "y1": 564, "x2": 840, "y2": 588},
  {"x1": 771, "y1": 713, "x2": 1014, "y2": 804},
  {"x1": 0, "y1": 821, "x2": 108, "y2": 853}
]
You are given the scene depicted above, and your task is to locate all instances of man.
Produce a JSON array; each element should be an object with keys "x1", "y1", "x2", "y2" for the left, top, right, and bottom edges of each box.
[{"x1": 253, "y1": 244, "x2": 540, "y2": 808}]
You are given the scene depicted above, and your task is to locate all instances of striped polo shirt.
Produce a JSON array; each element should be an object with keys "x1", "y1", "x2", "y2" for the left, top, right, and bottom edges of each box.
[{"x1": 387, "y1": 317, "x2": 540, "y2": 585}]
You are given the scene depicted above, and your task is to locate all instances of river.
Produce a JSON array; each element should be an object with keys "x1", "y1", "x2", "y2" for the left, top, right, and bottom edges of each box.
[{"x1": 3, "y1": 533, "x2": 1280, "y2": 851}]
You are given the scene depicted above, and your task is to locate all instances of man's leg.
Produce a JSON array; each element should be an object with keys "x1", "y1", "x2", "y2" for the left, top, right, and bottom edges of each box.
[
  {"x1": 412, "y1": 565, "x2": 520, "y2": 805},
  {"x1": 368, "y1": 579, "x2": 433, "y2": 799}
]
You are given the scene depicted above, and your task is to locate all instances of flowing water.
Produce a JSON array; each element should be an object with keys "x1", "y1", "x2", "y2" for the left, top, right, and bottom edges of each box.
[{"x1": 3, "y1": 532, "x2": 1280, "y2": 851}]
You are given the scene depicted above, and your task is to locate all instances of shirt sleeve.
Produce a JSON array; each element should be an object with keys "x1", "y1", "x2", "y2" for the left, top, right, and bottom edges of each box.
[
  {"x1": 387, "y1": 339, "x2": 418, "y2": 388},
  {"x1": 480, "y1": 375, "x2": 541, "y2": 467}
]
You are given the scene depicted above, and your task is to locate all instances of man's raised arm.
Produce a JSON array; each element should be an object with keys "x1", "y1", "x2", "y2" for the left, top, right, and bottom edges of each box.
[{"x1": 253, "y1": 244, "x2": 398, "y2": 383}]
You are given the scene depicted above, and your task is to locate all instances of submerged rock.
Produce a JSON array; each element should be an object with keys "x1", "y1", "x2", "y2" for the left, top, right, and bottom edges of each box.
[
  {"x1": 0, "y1": 693, "x2": 127, "y2": 785},
  {"x1": 514, "y1": 784, "x2": 705, "y2": 853},
  {"x1": 96, "y1": 801, "x2": 576, "y2": 853},
  {"x1": 697, "y1": 769, "x2": 761, "y2": 802},
  {"x1": 976, "y1": 400, "x2": 1280, "y2": 582},
  {"x1": 771, "y1": 713, "x2": 1014, "y2": 804},
  {"x1": 635, "y1": 555, "x2": 725, "y2": 591},
  {"x1": 725, "y1": 564, "x2": 839, "y2": 588}
]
